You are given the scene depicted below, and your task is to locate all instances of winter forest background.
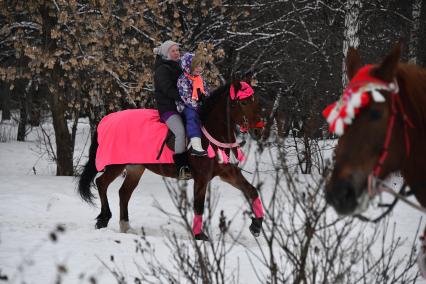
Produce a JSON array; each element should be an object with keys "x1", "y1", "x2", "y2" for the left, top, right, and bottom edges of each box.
[{"x1": 0, "y1": 0, "x2": 425, "y2": 283}]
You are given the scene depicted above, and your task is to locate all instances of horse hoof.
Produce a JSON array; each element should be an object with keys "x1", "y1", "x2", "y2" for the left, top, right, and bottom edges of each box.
[
  {"x1": 95, "y1": 221, "x2": 108, "y2": 229},
  {"x1": 119, "y1": 220, "x2": 131, "y2": 233},
  {"x1": 249, "y1": 217, "x2": 263, "y2": 237},
  {"x1": 194, "y1": 231, "x2": 209, "y2": 241},
  {"x1": 417, "y1": 248, "x2": 426, "y2": 278}
]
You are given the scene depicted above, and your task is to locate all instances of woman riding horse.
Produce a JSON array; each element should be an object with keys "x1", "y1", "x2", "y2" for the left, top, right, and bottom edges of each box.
[{"x1": 153, "y1": 40, "x2": 191, "y2": 180}]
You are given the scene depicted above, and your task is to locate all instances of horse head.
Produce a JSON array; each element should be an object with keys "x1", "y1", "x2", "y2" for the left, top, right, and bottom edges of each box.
[
  {"x1": 325, "y1": 43, "x2": 411, "y2": 216},
  {"x1": 229, "y1": 72, "x2": 265, "y2": 137}
]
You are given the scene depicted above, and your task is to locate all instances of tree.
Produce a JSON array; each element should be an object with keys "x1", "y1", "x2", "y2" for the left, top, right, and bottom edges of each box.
[
  {"x1": 342, "y1": 0, "x2": 362, "y2": 88},
  {"x1": 418, "y1": 0, "x2": 426, "y2": 67}
]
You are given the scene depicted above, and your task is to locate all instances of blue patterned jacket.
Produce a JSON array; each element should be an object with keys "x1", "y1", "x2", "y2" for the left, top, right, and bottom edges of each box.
[{"x1": 176, "y1": 53, "x2": 210, "y2": 112}]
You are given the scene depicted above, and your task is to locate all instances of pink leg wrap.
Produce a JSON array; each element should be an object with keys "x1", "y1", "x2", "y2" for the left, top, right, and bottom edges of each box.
[
  {"x1": 252, "y1": 196, "x2": 264, "y2": 218},
  {"x1": 193, "y1": 214, "x2": 203, "y2": 235}
]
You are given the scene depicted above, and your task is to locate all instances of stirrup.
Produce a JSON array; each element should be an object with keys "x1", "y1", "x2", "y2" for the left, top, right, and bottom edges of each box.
[
  {"x1": 177, "y1": 166, "x2": 192, "y2": 180},
  {"x1": 190, "y1": 148, "x2": 207, "y2": 156}
]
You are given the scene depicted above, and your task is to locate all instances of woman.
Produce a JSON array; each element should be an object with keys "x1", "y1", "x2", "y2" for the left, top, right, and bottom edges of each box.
[{"x1": 153, "y1": 40, "x2": 191, "y2": 180}]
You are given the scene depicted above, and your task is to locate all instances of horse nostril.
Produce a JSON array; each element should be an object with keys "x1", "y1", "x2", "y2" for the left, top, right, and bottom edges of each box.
[{"x1": 327, "y1": 178, "x2": 357, "y2": 215}]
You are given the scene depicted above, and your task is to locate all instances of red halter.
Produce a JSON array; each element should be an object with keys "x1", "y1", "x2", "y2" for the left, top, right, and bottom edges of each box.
[{"x1": 372, "y1": 91, "x2": 414, "y2": 177}]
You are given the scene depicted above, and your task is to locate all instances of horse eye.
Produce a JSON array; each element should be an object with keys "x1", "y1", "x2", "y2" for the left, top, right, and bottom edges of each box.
[
  {"x1": 369, "y1": 110, "x2": 381, "y2": 120},
  {"x1": 241, "y1": 100, "x2": 250, "y2": 106}
]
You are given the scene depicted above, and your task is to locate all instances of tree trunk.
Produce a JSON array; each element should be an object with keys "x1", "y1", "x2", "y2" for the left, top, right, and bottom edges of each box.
[
  {"x1": 0, "y1": 82, "x2": 11, "y2": 121},
  {"x1": 418, "y1": 0, "x2": 426, "y2": 67},
  {"x1": 342, "y1": 0, "x2": 362, "y2": 88},
  {"x1": 409, "y1": 0, "x2": 421, "y2": 64},
  {"x1": 28, "y1": 88, "x2": 41, "y2": 127},
  {"x1": 46, "y1": 86, "x2": 74, "y2": 176},
  {"x1": 38, "y1": 5, "x2": 74, "y2": 176},
  {"x1": 17, "y1": 91, "x2": 27, "y2": 141}
]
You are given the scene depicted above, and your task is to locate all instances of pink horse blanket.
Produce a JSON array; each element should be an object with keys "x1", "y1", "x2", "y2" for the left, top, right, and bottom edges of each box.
[{"x1": 96, "y1": 109, "x2": 174, "y2": 171}]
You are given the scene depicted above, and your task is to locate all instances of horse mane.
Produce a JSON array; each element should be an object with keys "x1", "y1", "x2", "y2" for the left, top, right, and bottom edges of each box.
[
  {"x1": 199, "y1": 84, "x2": 230, "y2": 122},
  {"x1": 395, "y1": 63, "x2": 426, "y2": 195},
  {"x1": 397, "y1": 63, "x2": 426, "y2": 132}
]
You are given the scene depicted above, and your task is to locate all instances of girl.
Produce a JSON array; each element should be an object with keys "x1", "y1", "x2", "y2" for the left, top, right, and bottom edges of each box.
[{"x1": 177, "y1": 52, "x2": 210, "y2": 156}]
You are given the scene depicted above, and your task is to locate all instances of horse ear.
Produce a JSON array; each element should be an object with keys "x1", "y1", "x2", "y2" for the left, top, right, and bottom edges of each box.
[
  {"x1": 232, "y1": 79, "x2": 241, "y2": 90},
  {"x1": 373, "y1": 43, "x2": 401, "y2": 82},
  {"x1": 243, "y1": 71, "x2": 253, "y2": 85},
  {"x1": 346, "y1": 47, "x2": 362, "y2": 81}
]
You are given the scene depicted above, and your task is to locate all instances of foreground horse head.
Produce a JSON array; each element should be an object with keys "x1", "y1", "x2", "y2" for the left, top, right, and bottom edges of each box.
[{"x1": 324, "y1": 44, "x2": 426, "y2": 216}]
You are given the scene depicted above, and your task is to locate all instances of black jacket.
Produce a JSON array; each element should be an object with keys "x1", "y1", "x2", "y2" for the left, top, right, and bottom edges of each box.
[{"x1": 153, "y1": 56, "x2": 183, "y2": 116}]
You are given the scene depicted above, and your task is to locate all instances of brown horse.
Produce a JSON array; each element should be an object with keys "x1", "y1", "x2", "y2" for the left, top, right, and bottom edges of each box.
[
  {"x1": 324, "y1": 44, "x2": 426, "y2": 271},
  {"x1": 77, "y1": 79, "x2": 265, "y2": 241},
  {"x1": 325, "y1": 44, "x2": 426, "y2": 215}
]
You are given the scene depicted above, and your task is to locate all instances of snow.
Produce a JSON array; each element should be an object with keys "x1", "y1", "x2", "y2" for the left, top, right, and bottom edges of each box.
[{"x1": 0, "y1": 120, "x2": 424, "y2": 283}]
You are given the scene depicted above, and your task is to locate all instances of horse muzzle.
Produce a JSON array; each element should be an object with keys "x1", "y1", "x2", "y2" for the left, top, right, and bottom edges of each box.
[{"x1": 325, "y1": 175, "x2": 370, "y2": 216}]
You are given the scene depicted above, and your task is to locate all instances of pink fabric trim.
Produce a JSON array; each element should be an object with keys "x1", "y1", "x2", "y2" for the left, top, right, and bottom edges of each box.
[
  {"x1": 230, "y1": 81, "x2": 254, "y2": 100},
  {"x1": 252, "y1": 197, "x2": 264, "y2": 218},
  {"x1": 217, "y1": 149, "x2": 224, "y2": 163},
  {"x1": 240, "y1": 126, "x2": 249, "y2": 133},
  {"x1": 237, "y1": 148, "x2": 246, "y2": 162},
  {"x1": 221, "y1": 149, "x2": 229, "y2": 164},
  {"x1": 95, "y1": 109, "x2": 174, "y2": 171},
  {"x1": 193, "y1": 214, "x2": 203, "y2": 235},
  {"x1": 207, "y1": 144, "x2": 216, "y2": 158}
]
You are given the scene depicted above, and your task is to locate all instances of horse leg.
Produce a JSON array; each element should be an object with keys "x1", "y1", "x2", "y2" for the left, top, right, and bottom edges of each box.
[
  {"x1": 218, "y1": 165, "x2": 265, "y2": 237},
  {"x1": 95, "y1": 165, "x2": 125, "y2": 229},
  {"x1": 192, "y1": 177, "x2": 210, "y2": 241},
  {"x1": 418, "y1": 226, "x2": 426, "y2": 278},
  {"x1": 118, "y1": 165, "x2": 144, "y2": 233}
]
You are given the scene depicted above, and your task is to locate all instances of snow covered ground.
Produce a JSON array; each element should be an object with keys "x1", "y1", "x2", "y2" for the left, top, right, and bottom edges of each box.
[{"x1": 0, "y1": 119, "x2": 424, "y2": 283}]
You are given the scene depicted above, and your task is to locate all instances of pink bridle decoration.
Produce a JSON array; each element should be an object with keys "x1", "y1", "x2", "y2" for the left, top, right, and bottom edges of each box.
[
  {"x1": 202, "y1": 126, "x2": 245, "y2": 164},
  {"x1": 230, "y1": 81, "x2": 254, "y2": 100},
  {"x1": 201, "y1": 126, "x2": 240, "y2": 149}
]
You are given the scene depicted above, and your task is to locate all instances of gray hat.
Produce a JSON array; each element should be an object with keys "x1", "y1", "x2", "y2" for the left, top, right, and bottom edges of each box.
[{"x1": 153, "y1": 40, "x2": 180, "y2": 59}]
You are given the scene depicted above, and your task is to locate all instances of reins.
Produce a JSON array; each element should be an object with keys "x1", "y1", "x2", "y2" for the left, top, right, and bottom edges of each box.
[{"x1": 357, "y1": 175, "x2": 426, "y2": 223}]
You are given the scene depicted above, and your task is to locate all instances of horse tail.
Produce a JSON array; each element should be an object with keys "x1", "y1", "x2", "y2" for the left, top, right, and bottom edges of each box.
[{"x1": 78, "y1": 130, "x2": 98, "y2": 205}]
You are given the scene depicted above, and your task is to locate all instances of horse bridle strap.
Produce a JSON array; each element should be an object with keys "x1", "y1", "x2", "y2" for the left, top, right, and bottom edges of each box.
[
  {"x1": 368, "y1": 84, "x2": 415, "y2": 205},
  {"x1": 372, "y1": 91, "x2": 414, "y2": 178}
]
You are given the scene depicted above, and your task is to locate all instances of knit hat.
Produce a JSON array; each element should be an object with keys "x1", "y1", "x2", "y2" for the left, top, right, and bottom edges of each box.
[
  {"x1": 180, "y1": 53, "x2": 194, "y2": 74},
  {"x1": 153, "y1": 40, "x2": 180, "y2": 59}
]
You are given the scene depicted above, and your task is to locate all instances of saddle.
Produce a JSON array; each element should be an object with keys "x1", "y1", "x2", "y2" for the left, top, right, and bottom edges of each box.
[{"x1": 156, "y1": 130, "x2": 177, "y2": 160}]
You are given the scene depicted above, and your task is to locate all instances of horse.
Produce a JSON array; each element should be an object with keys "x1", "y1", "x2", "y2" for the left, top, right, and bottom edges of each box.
[
  {"x1": 323, "y1": 43, "x2": 426, "y2": 274},
  {"x1": 77, "y1": 78, "x2": 266, "y2": 241}
]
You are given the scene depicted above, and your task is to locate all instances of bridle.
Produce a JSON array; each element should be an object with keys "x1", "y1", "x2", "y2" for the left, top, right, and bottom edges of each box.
[
  {"x1": 202, "y1": 82, "x2": 264, "y2": 164},
  {"x1": 362, "y1": 83, "x2": 426, "y2": 219},
  {"x1": 229, "y1": 81, "x2": 265, "y2": 133}
]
